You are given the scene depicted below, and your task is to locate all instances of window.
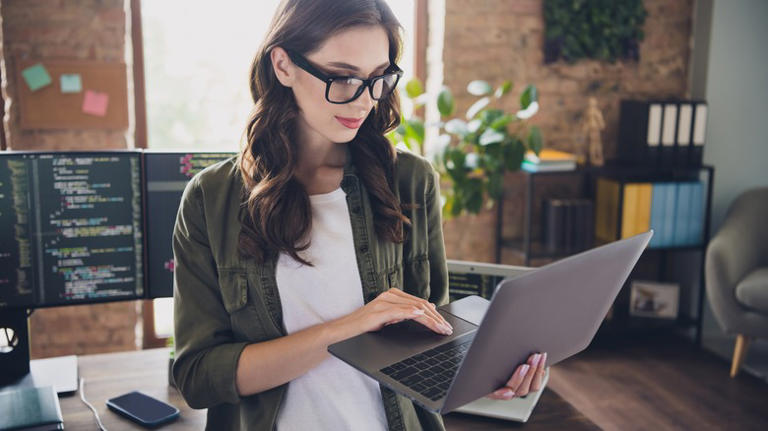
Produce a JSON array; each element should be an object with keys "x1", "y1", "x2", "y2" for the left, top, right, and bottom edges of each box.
[
  {"x1": 139, "y1": 0, "x2": 420, "y2": 345},
  {"x1": 142, "y1": 0, "x2": 414, "y2": 152}
]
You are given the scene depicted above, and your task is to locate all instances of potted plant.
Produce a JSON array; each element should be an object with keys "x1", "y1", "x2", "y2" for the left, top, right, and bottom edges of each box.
[{"x1": 388, "y1": 78, "x2": 542, "y2": 218}]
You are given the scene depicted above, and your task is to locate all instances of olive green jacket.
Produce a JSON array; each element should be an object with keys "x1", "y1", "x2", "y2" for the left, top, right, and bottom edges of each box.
[{"x1": 172, "y1": 148, "x2": 448, "y2": 430}]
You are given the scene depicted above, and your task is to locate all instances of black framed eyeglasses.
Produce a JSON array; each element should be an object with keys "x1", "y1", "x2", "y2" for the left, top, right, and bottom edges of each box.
[{"x1": 286, "y1": 49, "x2": 403, "y2": 104}]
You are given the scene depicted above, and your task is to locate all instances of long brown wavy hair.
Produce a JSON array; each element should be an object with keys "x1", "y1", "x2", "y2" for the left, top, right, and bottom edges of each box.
[{"x1": 238, "y1": 0, "x2": 410, "y2": 265}]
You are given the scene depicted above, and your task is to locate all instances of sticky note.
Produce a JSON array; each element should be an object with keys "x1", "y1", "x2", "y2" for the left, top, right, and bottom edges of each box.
[
  {"x1": 60, "y1": 74, "x2": 82, "y2": 93},
  {"x1": 82, "y1": 90, "x2": 109, "y2": 116},
  {"x1": 21, "y1": 63, "x2": 52, "y2": 91}
]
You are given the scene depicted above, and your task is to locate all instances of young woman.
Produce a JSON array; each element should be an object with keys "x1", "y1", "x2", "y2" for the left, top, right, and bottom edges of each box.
[{"x1": 171, "y1": 1, "x2": 547, "y2": 429}]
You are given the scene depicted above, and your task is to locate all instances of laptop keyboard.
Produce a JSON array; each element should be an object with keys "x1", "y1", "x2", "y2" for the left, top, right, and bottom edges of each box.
[{"x1": 380, "y1": 340, "x2": 472, "y2": 401}]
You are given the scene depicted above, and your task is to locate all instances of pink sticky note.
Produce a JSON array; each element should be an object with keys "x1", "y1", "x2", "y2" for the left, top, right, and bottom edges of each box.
[{"x1": 82, "y1": 90, "x2": 109, "y2": 116}]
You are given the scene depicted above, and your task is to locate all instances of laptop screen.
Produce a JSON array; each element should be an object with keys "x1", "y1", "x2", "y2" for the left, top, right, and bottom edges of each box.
[{"x1": 446, "y1": 260, "x2": 530, "y2": 302}]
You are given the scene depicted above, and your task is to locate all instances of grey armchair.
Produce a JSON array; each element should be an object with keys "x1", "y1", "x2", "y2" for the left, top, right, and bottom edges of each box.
[{"x1": 705, "y1": 187, "x2": 768, "y2": 377}]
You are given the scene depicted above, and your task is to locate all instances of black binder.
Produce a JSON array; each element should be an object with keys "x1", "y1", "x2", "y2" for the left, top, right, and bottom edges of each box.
[
  {"x1": 616, "y1": 100, "x2": 663, "y2": 166},
  {"x1": 616, "y1": 99, "x2": 707, "y2": 168},
  {"x1": 690, "y1": 102, "x2": 708, "y2": 166}
]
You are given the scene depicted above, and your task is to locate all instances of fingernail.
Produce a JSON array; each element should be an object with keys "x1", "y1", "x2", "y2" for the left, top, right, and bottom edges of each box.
[
  {"x1": 531, "y1": 353, "x2": 541, "y2": 368},
  {"x1": 520, "y1": 364, "x2": 530, "y2": 375},
  {"x1": 413, "y1": 309, "x2": 425, "y2": 315},
  {"x1": 441, "y1": 324, "x2": 453, "y2": 335},
  {"x1": 542, "y1": 352, "x2": 548, "y2": 366}
]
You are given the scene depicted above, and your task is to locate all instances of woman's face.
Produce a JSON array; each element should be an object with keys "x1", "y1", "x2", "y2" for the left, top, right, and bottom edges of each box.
[{"x1": 272, "y1": 25, "x2": 391, "y2": 146}]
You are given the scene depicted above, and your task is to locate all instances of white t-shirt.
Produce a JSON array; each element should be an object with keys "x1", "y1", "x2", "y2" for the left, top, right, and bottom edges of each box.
[{"x1": 275, "y1": 187, "x2": 388, "y2": 431}]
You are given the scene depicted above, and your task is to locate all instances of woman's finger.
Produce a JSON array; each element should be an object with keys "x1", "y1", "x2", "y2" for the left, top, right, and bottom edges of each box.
[
  {"x1": 384, "y1": 288, "x2": 452, "y2": 331},
  {"x1": 502, "y1": 363, "x2": 530, "y2": 395},
  {"x1": 381, "y1": 305, "x2": 450, "y2": 335},
  {"x1": 531, "y1": 352, "x2": 547, "y2": 391},
  {"x1": 412, "y1": 314, "x2": 452, "y2": 335},
  {"x1": 384, "y1": 288, "x2": 448, "y2": 327},
  {"x1": 486, "y1": 387, "x2": 515, "y2": 400},
  {"x1": 515, "y1": 353, "x2": 542, "y2": 396}
]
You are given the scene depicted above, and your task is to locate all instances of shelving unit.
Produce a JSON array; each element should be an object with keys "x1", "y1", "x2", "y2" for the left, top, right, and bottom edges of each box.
[{"x1": 495, "y1": 164, "x2": 715, "y2": 344}]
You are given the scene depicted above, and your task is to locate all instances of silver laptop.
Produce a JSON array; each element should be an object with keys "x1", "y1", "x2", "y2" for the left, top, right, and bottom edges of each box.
[
  {"x1": 328, "y1": 231, "x2": 653, "y2": 414},
  {"x1": 445, "y1": 259, "x2": 544, "y2": 422}
]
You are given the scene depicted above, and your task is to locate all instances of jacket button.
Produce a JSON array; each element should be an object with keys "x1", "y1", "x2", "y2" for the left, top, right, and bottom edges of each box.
[{"x1": 359, "y1": 245, "x2": 368, "y2": 253}]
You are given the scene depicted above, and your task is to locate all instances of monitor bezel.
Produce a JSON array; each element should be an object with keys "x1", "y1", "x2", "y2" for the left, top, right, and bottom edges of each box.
[{"x1": 142, "y1": 150, "x2": 237, "y2": 299}]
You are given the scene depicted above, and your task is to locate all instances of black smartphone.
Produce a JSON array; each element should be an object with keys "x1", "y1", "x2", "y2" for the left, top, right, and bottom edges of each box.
[{"x1": 106, "y1": 391, "x2": 180, "y2": 428}]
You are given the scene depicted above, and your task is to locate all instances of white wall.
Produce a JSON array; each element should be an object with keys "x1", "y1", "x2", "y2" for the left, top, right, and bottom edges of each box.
[
  {"x1": 692, "y1": 0, "x2": 768, "y2": 374},
  {"x1": 699, "y1": 0, "x2": 768, "y2": 231}
]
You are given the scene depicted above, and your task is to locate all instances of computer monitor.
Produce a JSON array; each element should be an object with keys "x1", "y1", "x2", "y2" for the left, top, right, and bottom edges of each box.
[
  {"x1": 0, "y1": 151, "x2": 145, "y2": 309},
  {"x1": 447, "y1": 259, "x2": 532, "y2": 302},
  {"x1": 0, "y1": 151, "x2": 145, "y2": 386},
  {"x1": 144, "y1": 152, "x2": 236, "y2": 298}
]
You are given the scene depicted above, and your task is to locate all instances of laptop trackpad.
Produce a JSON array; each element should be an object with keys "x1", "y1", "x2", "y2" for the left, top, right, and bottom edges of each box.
[
  {"x1": 328, "y1": 296, "x2": 485, "y2": 370},
  {"x1": 439, "y1": 295, "x2": 490, "y2": 326}
]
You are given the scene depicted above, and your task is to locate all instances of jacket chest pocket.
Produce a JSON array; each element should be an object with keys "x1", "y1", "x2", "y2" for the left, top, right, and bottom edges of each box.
[
  {"x1": 218, "y1": 270, "x2": 272, "y2": 341},
  {"x1": 219, "y1": 271, "x2": 248, "y2": 313},
  {"x1": 387, "y1": 264, "x2": 403, "y2": 290}
]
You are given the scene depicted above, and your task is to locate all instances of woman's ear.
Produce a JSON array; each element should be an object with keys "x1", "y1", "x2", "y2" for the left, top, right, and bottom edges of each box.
[{"x1": 271, "y1": 47, "x2": 294, "y2": 87}]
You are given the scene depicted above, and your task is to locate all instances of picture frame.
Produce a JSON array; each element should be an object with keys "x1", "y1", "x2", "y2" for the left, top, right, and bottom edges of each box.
[{"x1": 629, "y1": 280, "x2": 680, "y2": 319}]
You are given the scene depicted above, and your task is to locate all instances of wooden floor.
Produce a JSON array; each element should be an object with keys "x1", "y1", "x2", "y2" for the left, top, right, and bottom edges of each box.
[{"x1": 548, "y1": 333, "x2": 768, "y2": 431}]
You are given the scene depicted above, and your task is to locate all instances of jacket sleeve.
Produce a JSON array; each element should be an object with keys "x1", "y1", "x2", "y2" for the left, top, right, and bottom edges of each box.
[
  {"x1": 171, "y1": 176, "x2": 249, "y2": 409},
  {"x1": 424, "y1": 161, "x2": 449, "y2": 307}
]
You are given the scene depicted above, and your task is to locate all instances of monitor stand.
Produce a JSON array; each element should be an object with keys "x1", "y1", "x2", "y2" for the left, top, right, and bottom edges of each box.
[{"x1": 0, "y1": 309, "x2": 78, "y2": 395}]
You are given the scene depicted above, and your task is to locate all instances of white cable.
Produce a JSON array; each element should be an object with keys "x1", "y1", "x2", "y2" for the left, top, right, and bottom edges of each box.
[{"x1": 79, "y1": 377, "x2": 108, "y2": 431}]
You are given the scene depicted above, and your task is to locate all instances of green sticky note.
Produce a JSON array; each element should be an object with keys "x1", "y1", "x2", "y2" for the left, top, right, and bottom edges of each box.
[
  {"x1": 21, "y1": 63, "x2": 52, "y2": 91},
  {"x1": 60, "y1": 74, "x2": 82, "y2": 93}
]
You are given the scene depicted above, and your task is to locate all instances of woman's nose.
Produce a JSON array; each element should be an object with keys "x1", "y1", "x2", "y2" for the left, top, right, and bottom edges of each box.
[{"x1": 351, "y1": 87, "x2": 375, "y2": 113}]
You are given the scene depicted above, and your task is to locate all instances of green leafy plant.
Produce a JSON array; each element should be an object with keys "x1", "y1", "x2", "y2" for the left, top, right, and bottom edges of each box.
[
  {"x1": 544, "y1": 0, "x2": 647, "y2": 63},
  {"x1": 166, "y1": 335, "x2": 175, "y2": 359},
  {"x1": 389, "y1": 79, "x2": 542, "y2": 218}
]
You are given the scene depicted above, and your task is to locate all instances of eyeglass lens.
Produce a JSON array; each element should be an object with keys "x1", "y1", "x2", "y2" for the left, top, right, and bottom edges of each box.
[{"x1": 328, "y1": 74, "x2": 399, "y2": 103}]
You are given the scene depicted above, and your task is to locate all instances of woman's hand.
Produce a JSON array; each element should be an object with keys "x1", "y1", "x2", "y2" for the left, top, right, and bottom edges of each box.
[
  {"x1": 486, "y1": 352, "x2": 548, "y2": 400},
  {"x1": 337, "y1": 288, "x2": 454, "y2": 337}
]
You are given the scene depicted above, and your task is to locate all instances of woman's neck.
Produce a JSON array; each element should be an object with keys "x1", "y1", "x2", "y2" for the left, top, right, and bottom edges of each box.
[{"x1": 294, "y1": 132, "x2": 347, "y2": 196}]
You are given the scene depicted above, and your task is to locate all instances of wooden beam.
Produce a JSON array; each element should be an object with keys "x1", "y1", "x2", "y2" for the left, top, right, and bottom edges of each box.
[{"x1": 131, "y1": 0, "x2": 148, "y2": 150}]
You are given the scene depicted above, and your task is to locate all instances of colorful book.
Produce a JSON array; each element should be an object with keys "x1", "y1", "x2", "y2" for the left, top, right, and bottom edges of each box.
[
  {"x1": 635, "y1": 183, "x2": 652, "y2": 235},
  {"x1": 0, "y1": 386, "x2": 63, "y2": 430},
  {"x1": 524, "y1": 149, "x2": 577, "y2": 164},
  {"x1": 662, "y1": 183, "x2": 677, "y2": 247},
  {"x1": 621, "y1": 183, "x2": 651, "y2": 238},
  {"x1": 649, "y1": 183, "x2": 667, "y2": 248},
  {"x1": 688, "y1": 181, "x2": 705, "y2": 245},
  {"x1": 595, "y1": 178, "x2": 620, "y2": 242},
  {"x1": 521, "y1": 160, "x2": 576, "y2": 172},
  {"x1": 673, "y1": 182, "x2": 693, "y2": 246}
]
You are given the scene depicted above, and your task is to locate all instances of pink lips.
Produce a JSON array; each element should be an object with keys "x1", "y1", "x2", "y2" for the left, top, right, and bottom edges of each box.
[{"x1": 335, "y1": 116, "x2": 364, "y2": 129}]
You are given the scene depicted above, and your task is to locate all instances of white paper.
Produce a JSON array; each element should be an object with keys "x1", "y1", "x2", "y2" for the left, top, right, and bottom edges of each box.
[
  {"x1": 677, "y1": 104, "x2": 693, "y2": 144},
  {"x1": 661, "y1": 104, "x2": 678, "y2": 147},
  {"x1": 693, "y1": 103, "x2": 708, "y2": 146},
  {"x1": 647, "y1": 104, "x2": 662, "y2": 147}
]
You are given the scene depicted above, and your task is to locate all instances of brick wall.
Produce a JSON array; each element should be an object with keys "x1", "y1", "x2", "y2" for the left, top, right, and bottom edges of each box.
[
  {"x1": 0, "y1": 0, "x2": 139, "y2": 358},
  {"x1": 438, "y1": 0, "x2": 694, "y2": 264}
]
